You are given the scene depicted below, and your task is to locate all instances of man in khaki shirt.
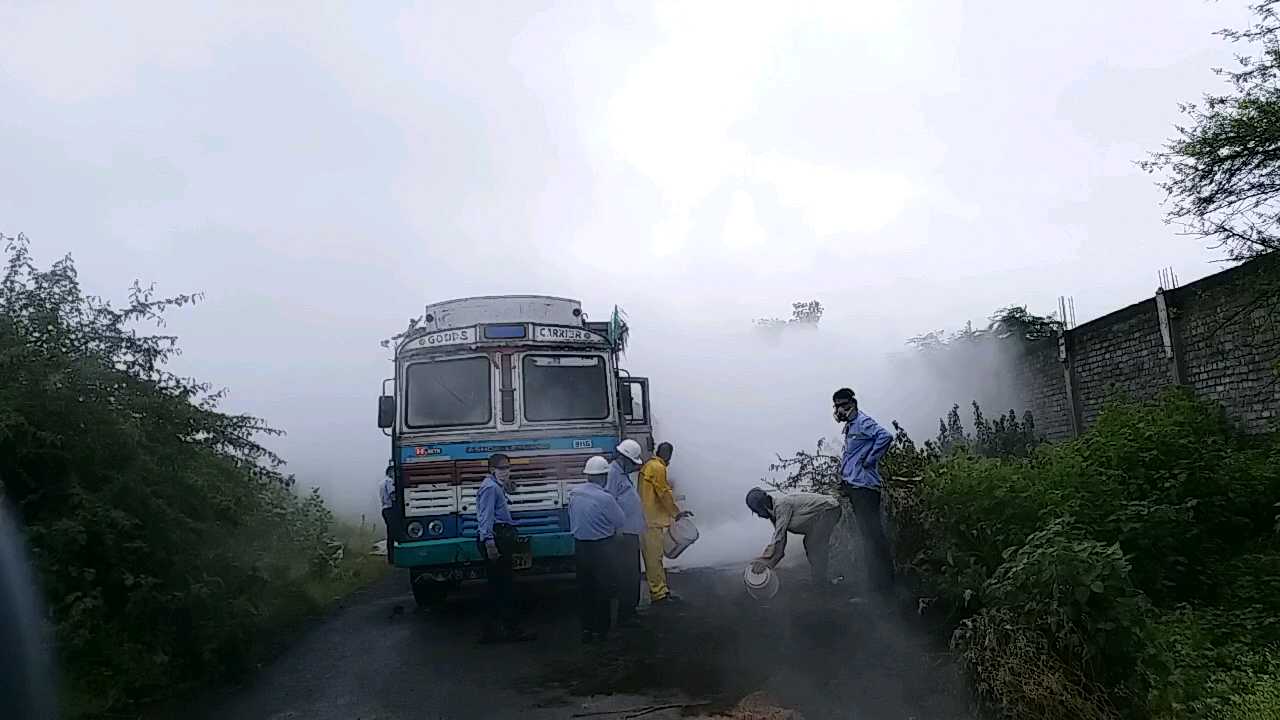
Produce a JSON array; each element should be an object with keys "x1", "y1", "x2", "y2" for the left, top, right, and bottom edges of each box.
[{"x1": 746, "y1": 488, "x2": 842, "y2": 584}]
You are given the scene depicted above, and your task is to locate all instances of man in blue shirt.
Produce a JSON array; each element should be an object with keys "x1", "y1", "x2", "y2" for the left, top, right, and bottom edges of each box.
[
  {"x1": 833, "y1": 388, "x2": 895, "y2": 594},
  {"x1": 475, "y1": 453, "x2": 534, "y2": 642},
  {"x1": 605, "y1": 439, "x2": 646, "y2": 627},
  {"x1": 569, "y1": 456, "x2": 626, "y2": 642}
]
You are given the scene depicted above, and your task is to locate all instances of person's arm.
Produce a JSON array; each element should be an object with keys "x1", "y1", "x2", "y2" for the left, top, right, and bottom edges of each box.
[
  {"x1": 605, "y1": 466, "x2": 622, "y2": 499},
  {"x1": 757, "y1": 500, "x2": 793, "y2": 568},
  {"x1": 865, "y1": 418, "x2": 893, "y2": 466},
  {"x1": 606, "y1": 496, "x2": 626, "y2": 532},
  {"x1": 652, "y1": 463, "x2": 680, "y2": 517},
  {"x1": 476, "y1": 484, "x2": 496, "y2": 542}
]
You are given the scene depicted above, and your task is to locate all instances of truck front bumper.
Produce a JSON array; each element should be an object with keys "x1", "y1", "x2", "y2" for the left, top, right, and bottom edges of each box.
[{"x1": 393, "y1": 532, "x2": 576, "y2": 573}]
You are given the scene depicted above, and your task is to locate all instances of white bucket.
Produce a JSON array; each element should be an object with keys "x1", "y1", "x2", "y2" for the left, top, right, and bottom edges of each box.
[
  {"x1": 662, "y1": 516, "x2": 699, "y2": 559},
  {"x1": 743, "y1": 565, "x2": 780, "y2": 600}
]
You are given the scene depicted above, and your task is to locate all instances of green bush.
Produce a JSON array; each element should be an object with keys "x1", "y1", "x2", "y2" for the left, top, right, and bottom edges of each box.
[
  {"x1": 879, "y1": 388, "x2": 1280, "y2": 719},
  {"x1": 953, "y1": 606, "x2": 1120, "y2": 720},
  {"x1": 0, "y1": 236, "x2": 382, "y2": 715},
  {"x1": 1213, "y1": 667, "x2": 1280, "y2": 720}
]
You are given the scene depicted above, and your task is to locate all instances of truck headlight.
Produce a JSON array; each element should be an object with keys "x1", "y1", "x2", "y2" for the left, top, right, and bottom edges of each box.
[
  {"x1": 406, "y1": 521, "x2": 425, "y2": 539},
  {"x1": 427, "y1": 520, "x2": 444, "y2": 536}
]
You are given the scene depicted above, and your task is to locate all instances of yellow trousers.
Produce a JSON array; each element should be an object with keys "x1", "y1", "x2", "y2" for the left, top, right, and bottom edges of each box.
[{"x1": 641, "y1": 526, "x2": 669, "y2": 601}]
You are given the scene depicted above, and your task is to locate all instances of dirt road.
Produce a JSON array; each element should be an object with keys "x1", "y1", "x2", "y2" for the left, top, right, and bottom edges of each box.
[{"x1": 182, "y1": 565, "x2": 974, "y2": 719}]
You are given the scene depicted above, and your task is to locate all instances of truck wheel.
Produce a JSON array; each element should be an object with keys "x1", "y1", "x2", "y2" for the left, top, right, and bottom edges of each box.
[{"x1": 410, "y1": 570, "x2": 450, "y2": 608}]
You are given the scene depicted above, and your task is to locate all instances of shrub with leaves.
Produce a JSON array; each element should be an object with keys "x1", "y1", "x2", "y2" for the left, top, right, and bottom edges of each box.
[
  {"x1": 0, "y1": 235, "x2": 372, "y2": 715},
  {"x1": 885, "y1": 389, "x2": 1280, "y2": 719}
]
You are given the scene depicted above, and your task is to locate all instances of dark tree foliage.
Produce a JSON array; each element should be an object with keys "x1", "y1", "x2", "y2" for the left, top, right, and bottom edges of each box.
[
  {"x1": 1143, "y1": 1, "x2": 1280, "y2": 260},
  {"x1": 908, "y1": 306, "x2": 1064, "y2": 352},
  {"x1": 765, "y1": 437, "x2": 841, "y2": 495},
  {"x1": 790, "y1": 300, "x2": 823, "y2": 324},
  {"x1": 934, "y1": 402, "x2": 1040, "y2": 459},
  {"x1": 753, "y1": 299, "x2": 823, "y2": 330},
  {"x1": 0, "y1": 235, "x2": 340, "y2": 713}
]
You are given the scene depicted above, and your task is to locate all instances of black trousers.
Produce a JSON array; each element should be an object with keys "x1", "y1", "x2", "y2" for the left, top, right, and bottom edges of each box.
[
  {"x1": 803, "y1": 507, "x2": 842, "y2": 583},
  {"x1": 478, "y1": 523, "x2": 519, "y2": 634},
  {"x1": 575, "y1": 538, "x2": 615, "y2": 635},
  {"x1": 841, "y1": 486, "x2": 894, "y2": 592},
  {"x1": 615, "y1": 533, "x2": 641, "y2": 621}
]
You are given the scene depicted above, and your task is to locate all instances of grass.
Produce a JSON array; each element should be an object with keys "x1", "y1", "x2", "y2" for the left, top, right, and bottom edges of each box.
[{"x1": 70, "y1": 519, "x2": 390, "y2": 719}]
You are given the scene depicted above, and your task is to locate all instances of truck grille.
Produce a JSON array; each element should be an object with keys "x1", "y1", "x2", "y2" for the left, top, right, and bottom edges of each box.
[
  {"x1": 401, "y1": 451, "x2": 599, "y2": 535},
  {"x1": 404, "y1": 484, "x2": 457, "y2": 517}
]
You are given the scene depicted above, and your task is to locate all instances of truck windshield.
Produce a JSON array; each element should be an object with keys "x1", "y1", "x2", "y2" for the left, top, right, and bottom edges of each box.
[
  {"x1": 405, "y1": 356, "x2": 492, "y2": 428},
  {"x1": 521, "y1": 354, "x2": 609, "y2": 421}
]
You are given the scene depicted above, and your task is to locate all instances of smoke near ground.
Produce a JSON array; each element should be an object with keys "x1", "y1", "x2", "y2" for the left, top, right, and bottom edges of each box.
[{"x1": 627, "y1": 312, "x2": 1026, "y2": 569}]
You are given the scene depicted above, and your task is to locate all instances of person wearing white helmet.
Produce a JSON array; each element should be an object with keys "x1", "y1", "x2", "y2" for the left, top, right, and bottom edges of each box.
[
  {"x1": 569, "y1": 455, "x2": 626, "y2": 642},
  {"x1": 604, "y1": 438, "x2": 646, "y2": 626}
]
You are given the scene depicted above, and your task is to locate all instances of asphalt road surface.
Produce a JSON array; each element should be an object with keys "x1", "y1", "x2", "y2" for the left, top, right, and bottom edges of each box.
[{"x1": 182, "y1": 565, "x2": 975, "y2": 720}]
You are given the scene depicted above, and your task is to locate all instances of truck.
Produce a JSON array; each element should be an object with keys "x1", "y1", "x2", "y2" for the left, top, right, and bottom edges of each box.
[{"x1": 376, "y1": 295, "x2": 654, "y2": 606}]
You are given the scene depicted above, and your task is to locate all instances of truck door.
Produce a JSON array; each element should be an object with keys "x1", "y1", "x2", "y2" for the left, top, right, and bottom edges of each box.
[{"x1": 618, "y1": 377, "x2": 654, "y2": 457}]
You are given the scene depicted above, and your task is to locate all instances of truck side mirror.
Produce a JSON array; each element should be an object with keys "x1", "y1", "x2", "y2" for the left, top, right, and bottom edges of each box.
[{"x1": 377, "y1": 395, "x2": 396, "y2": 429}]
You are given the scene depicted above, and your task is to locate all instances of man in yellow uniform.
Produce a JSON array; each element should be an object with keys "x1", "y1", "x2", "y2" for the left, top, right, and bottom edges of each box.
[{"x1": 638, "y1": 442, "x2": 687, "y2": 605}]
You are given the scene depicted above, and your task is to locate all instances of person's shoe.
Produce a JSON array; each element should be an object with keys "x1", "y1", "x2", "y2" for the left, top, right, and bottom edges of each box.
[{"x1": 650, "y1": 594, "x2": 682, "y2": 605}]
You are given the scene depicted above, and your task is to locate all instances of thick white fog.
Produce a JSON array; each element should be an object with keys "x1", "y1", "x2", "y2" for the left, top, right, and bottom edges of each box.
[
  {"x1": 0, "y1": 1, "x2": 1252, "y2": 533},
  {"x1": 623, "y1": 311, "x2": 1023, "y2": 567}
]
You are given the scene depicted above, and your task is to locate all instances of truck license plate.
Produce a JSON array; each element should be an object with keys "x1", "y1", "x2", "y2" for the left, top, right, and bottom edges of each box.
[{"x1": 511, "y1": 539, "x2": 532, "y2": 570}]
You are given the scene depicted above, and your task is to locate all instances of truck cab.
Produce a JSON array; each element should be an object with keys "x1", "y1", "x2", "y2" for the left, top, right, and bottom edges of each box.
[{"x1": 377, "y1": 295, "x2": 651, "y2": 606}]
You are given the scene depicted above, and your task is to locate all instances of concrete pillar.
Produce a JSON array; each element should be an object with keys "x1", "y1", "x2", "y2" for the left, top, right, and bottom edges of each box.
[
  {"x1": 1155, "y1": 288, "x2": 1185, "y2": 385},
  {"x1": 1058, "y1": 330, "x2": 1082, "y2": 438}
]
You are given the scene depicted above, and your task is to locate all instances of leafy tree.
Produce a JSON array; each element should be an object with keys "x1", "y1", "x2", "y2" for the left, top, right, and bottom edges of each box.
[
  {"x1": 1142, "y1": 1, "x2": 1280, "y2": 260},
  {"x1": 908, "y1": 306, "x2": 1063, "y2": 352},
  {"x1": 765, "y1": 437, "x2": 842, "y2": 495},
  {"x1": 790, "y1": 300, "x2": 823, "y2": 324},
  {"x1": 0, "y1": 235, "x2": 350, "y2": 714},
  {"x1": 753, "y1": 299, "x2": 823, "y2": 331}
]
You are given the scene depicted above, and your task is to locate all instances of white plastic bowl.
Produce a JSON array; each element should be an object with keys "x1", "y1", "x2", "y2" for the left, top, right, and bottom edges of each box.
[{"x1": 744, "y1": 564, "x2": 780, "y2": 600}]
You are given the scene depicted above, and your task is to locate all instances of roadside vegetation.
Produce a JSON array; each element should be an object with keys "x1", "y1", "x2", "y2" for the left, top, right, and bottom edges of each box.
[
  {"x1": 0, "y1": 235, "x2": 387, "y2": 717},
  {"x1": 772, "y1": 390, "x2": 1280, "y2": 720}
]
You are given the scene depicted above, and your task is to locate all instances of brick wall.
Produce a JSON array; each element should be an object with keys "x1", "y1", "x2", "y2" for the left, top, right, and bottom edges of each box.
[
  {"x1": 1071, "y1": 300, "x2": 1170, "y2": 428},
  {"x1": 1020, "y1": 255, "x2": 1280, "y2": 437},
  {"x1": 1016, "y1": 339, "x2": 1073, "y2": 441},
  {"x1": 1175, "y1": 260, "x2": 1280, "y2": 434}
]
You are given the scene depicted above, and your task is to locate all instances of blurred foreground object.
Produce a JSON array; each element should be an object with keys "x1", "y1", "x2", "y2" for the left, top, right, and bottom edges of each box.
[{"x1": 0, "y1": 503, "x2": 57, "y2": 719}]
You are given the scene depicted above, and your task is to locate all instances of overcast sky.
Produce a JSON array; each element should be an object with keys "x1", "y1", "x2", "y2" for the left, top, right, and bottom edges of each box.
[{"x1": 0, "y1": 1, "x2": 1252, "y2": 514}]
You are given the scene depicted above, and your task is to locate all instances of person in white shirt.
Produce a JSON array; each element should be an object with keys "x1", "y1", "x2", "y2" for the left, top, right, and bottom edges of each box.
[{"x1": 745, "y1": 487, "x2": 842, "y2": 585}]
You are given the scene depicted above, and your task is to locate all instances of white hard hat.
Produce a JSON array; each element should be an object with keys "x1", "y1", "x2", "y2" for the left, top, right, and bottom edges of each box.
[
  {"x1": 583, "y1": 456, "x2": 610, "y2": 476},
  {"x1": 616, "y1": 439, "x2": 643, "y2": 464}
]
